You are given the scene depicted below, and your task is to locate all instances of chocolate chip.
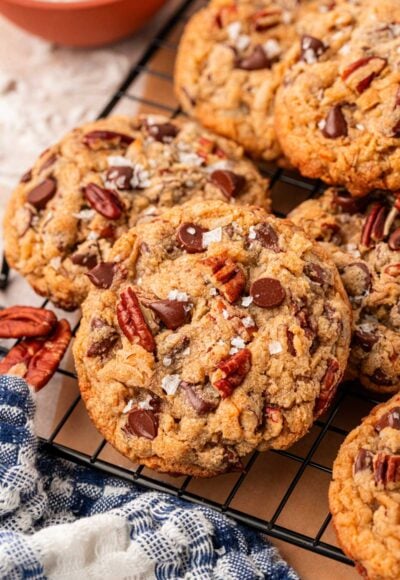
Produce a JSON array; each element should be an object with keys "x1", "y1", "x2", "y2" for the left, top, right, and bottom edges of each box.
[
  {"x1": 389, "y1": 228, "x2": 400, "y2": 250},
  {"x1": 304, "y1": 263, "x2": 330, "y2": 286},
  {"x1": 322, "y1": 105, "x2": 348, "y2": 139},
  {"x1": 127, "y1": 409, "x2": 158, "y2": 440},
  {"x1": 341, "y1": 262, "x2": 371, "y2": 297},
  {"x1": 333, "y1": 190, "x2": 365, "y2": 214},
  {"x1": 71, "y1": 252, "x2": 98, "y2": 269},
  {"x1": 235, "y1": 45, "x2": 271, "y2": 70},
  {"x1": 301, "y1": 35, "x2": 326, "y2": 62},
  {"x1": 105, "y1": 166, "x2": 133, "y2": 190},
  {"x1": 352, "y1": 328, "x2": 377, "y2": 352},
  {"x1": 375, "y1": 407, "x2": 400, "y2": 432},
  {"x1": 250, "y1": 277, "x2": 286, "y2": 308},
  {"x1": 20, "y1": 169, "x2": 32, "y2": 183},
  {"x1": 176, "y1": 223, "x2": 207, "y2": 253},
  {"x1": 87, "y1": 332, "x2": 119, "y2": 357},
  {"x1": 27, "y1": 178, "x2": 57, "y2": 209},
  {"x1": 354, "y1": 448, "x2": 373, "y2": 473},
  {"x1": 254, "y1": 223, "x2": 280, "y2": 252},
  {"x1": 86, "y1": 262, "x2": 116, "y2": 289},
  {"x1": 370, "y1": 369, "x2": 394, "y2": 387},
  {"x1": 210, "y1": 170, "x2": 246, "y2": 199},
  {"x1": 147, "y1": 122, "x2": 179, "y2": 143},
  {"x1": 180, "y1": 381, "x2": 219, "y2": 415},
  {"x1": 149, "y1": 300, "x2": 190, "y2": 330}
]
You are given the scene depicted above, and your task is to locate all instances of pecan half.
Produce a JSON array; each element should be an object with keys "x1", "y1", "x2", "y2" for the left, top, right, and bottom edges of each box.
[
  {"x1": 0, "y1": 319, "x2": 72, "y2": 390},
  {"x1": 361, "y1": 202, "x2": 386, "y2": 247},
  {"x1": 213, "y1": 348, "x2": 251, "y2": 398},
  {"x1": 374, "y1": 453, "x2": 400, "y2": 487},
  {"x1": 83, "y1": 183, "x2": 124, "y2": 220},
  {"x1": 252, "y1": 8, "x2": 282, "y2": 31},
  {"x1": 0, "y1": 306, "x2": 57, "y2": 338},
  {"x1": 82, "y1": 130, "x2": 133, "y2": 149},
  {"x1": 202, "y1": 255, "x2": 246, "y2": 303},
  {"x1": 342, "y1": 56, "x2": 387, "y2": 94},
  {"x1": 117, "y1": 287, "x2": 155, "y2": 352},
  {"x1": 384, "y1": 263, "x2": 400, "y2": 277},
  {"x1": 313, "y1": 359, "x2": 340, "y2": 418}
]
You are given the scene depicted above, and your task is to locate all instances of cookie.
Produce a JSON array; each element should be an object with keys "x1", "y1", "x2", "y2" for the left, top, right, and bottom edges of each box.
[
  {"x1": 330, "y1": 394, "x2": 400, "y2": 579},
  {"x1": 175, "y1": 0, "x2": 316, "y2": 163},
  {"x1": 3, "y1": 115, "x2": 269, "y2": 311},
  {"x1": 275, "y1": 0, "x2": 400, "y2": 196},
  {"x1": 73, "y1": 200, "x2": 351, "y2": 477},
  {"x1": 290, "y1": 188, "x2": 400, "y2": 394}
]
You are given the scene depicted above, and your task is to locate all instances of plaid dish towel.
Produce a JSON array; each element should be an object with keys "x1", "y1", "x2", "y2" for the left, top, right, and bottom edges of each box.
[{"x1": 0, "y1": 375, "x2": 298, "y2": 580}]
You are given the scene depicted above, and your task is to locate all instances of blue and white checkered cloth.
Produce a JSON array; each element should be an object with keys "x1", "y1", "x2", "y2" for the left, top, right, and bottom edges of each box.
[{"x1": 0, "y1": 375, "x2": 299, "y2": 579}]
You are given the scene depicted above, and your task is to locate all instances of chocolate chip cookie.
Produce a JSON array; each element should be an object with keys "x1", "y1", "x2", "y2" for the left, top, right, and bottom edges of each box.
[
  {"x1": 73, "y1": 200, "x2": 351, "y2": 477},
  {"x1": 4, "y1": 115, "x2": 269, "y2": 311},
  {"x1": 290, "y1": 188, "x2": 400, "y2": 394},
  {"x1": 275, "y1": 0, "x2": 400, "y2": 196},
  {"x1": 330, "y1": 394, "x2": 400, "y2": 579},
  {"x1": 175, "y1": 0, "x2": 316, "y2": 163}
]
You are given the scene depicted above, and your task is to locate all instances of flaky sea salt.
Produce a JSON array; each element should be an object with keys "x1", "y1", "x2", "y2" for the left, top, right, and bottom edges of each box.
[
  {"x1": 163, "y1": 356, "x2": 172, "y2": 367},
  {"x1": 268, "y1": 341, "x2": 283, "y2": 355},
  {"x1": 87, "y1": 231, "x2": 100, "y2": 241},
  {"x1": 178, "y1": 151, "x2": 204, "y2": 166},
  {"x1": 222, "y1": 309, "x2": 230, "y2": 320},
  {"x1": 241, "y1": 296, "x2": 253, "y2": 307},
  {"x1": 209, "y1": 287, "x2": 218, "y2": 296},
  {"x1": 49, "y1": 256, "x2": 61, "y2": 269},
  {"x1": 161, "y1": 374, "x2": 181, "y2": 396},
  {"x1": 226, "y1": 22, "x2": 241, "y2": 41},
  {"x1": 263, "y1": 39, "x2": 281, "y2": 59},
  {"x1": 122, "y1": 400, "x2": 134, "y2": 414},
  {"x1": 203, "y1": 227, "x2": 222, "y2": 247},
  {"x1": 248, "y1": 226, "x2": 257, "y2": 240},
  {"x1": 242, "y1": 316, "x2": 255, "y2": 328},
  {"x1": 168, "y1": 290, "x2": 190, "y2": 302},
  {"x1": 107, "y1": 155, "x2": 132, "y2": 168},
  {"x1": 73, "y1": 208, "x2": 95, "y2": 221},
  {"x1": 230, "y1": 336, "x2": 246, "y2": 354}
]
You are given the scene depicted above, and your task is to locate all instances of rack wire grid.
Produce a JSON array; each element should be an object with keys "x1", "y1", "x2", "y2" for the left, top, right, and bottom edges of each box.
[{"x1": 0, "y1": 0, "x2": 385, "y2": 575}]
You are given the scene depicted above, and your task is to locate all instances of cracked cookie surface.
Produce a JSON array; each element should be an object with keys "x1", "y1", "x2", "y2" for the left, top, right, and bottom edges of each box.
[
  {"x1": 175, "y1": 0, "x2": 318, "y2": 163},
  {"x1": 330, "y1": 395, "x2": 400, "y2": 580},
  {"x1": 290, "y1": 188, "x2": 400, "y2": 394},
  {"x1": 275, "y1": 0, "x2": 400, "y2": 196},
  {"x1": 4, "y1": 115, "x2": 269, "y2": 310},
  {"x1": 73, "y1": 200, "x2": 351, "y2": 477}
]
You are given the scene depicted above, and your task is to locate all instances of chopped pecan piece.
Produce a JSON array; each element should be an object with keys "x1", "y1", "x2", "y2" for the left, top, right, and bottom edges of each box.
[
  {"x1": 83, "y1": 130, "x2": 133, "y2": 149},
  {"x1": 117, "y1": 287, "x2": 156, "y2": 352},
  {"x1": 374, "y1": 453, "x2": 400, "y2": 487},
  {"x1": 202, "y1": 255, "x2": 246, "y2": 303},
  {"x1": 0, "y1": 319, "x2": 72, "y2": 391},
  {"x1": 213, "y1": 348, "x2": 251, "y2": 398},
  {"x1": 0, "y1": 306, "x2": 57, "y2": 338},
  {"x1": 361, "y1": 203, "x2": 386, "y2": 247},
  {"x1": 313, "y1": 359, "x2": 340, "y2": 418},
  {"x1": 342, "y1": 56, "x2": 387, "y2": 94}
]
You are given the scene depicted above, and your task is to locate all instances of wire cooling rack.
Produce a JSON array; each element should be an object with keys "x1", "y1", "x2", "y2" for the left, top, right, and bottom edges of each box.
[{"x1": 0, "y1": 0, "x2": 386, "y2": 574}]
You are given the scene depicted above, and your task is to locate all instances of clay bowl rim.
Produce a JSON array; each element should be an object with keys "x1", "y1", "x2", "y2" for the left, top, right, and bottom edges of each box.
[{"x1": 0, "y1": 0, "x2": 132, "y2": 10}]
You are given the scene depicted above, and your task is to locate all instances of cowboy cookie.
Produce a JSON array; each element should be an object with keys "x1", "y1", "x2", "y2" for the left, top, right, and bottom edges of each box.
[
  {"x1": 330, "y1": 394, "x2": 400, "y2": 579},
  {"x1": 275, "y1": 0, "x2": 400, "y2": 196},
  {"x1": 175, "y1": 0, "x2": 317, "y2": 163},
  {"x1": 73, "y1": 200, "x2": 351, "y2": 477},
  {"x1": 4, "y1": 115, "x2": 269, "y2": 310},
  {"x1": 290, "y1": 188, "x2": 400, "y2": 394}
]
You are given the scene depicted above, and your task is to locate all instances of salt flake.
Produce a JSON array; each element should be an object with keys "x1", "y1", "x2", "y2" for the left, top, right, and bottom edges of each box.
[
  {"x1": 203, "y1": 227, "x2": 222, "y2": 247},
  {"x1": 269, "y1": 341, "x2": 283, "y2": 355},
  {"x1": 161, "y1": 374, "x2": 181, "y2": 396}
]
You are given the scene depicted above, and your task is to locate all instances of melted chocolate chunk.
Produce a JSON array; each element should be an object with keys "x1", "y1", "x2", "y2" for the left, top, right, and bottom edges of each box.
[
  {"x1": 106, "y1": 166, "x2": 133, "y2": 190},
  {"x1": 127, "y1": 409, "x2": 158, "y2": 440},
  {"x1": 250, "y1": 278, "x2": 286, "y2": 308},
  {"x1": 86, "y1": 262, "x2": 116, "y2": 289},
  {"x1": 147, "y1": 122, "x2": 179, "y2": 143},
  {"x1": 180, "y1": 381, "x2": 219, "y2": 415},
  {"x1": 176, "y1": 223, "x2": 207, "y2": 253},
  {"x1": 149, "y1": 300, "x2": 190, "y2": 330},
  {"x1": 235, "y1": 45, "x2": 271, "y2": 70},
  {"x1": 304, "y1": 263, "x2": 330, "y2": 286},
  {"x1": 87, "y1": 332, "x2": 119, "y2": 357},
  {"x1": 352, "y1": 328, "x2": 378, "y2": 352},
  {"x1": 210, "y1": 170, "x2": 246, "y2": 199},
  {"x1": 71, "y1": 252, "x2": 98, "y2": 269},
  {"x1": 27, "y1": 178, "x2": 57, "y2": 209},
  {"x1": 255, "y1": 223, "x2": 280, "y2": 252},
  {"x1": 322, "y1": 105, "x2": 348, "y2": 139}
]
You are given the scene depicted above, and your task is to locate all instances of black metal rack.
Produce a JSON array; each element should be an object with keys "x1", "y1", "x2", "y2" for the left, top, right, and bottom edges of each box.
[{"x1": 0, "y1": 0, "x2": 384, "y2": 572}]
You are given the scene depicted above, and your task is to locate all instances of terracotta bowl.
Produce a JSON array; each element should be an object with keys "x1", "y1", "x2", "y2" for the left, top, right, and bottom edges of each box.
[{"x1": 0, "y1": 0, "x2": 167, "y2": 47}]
